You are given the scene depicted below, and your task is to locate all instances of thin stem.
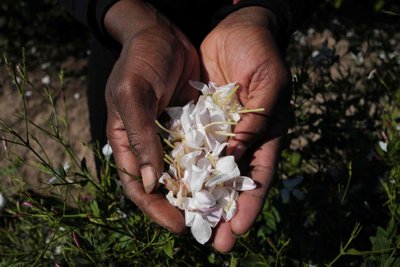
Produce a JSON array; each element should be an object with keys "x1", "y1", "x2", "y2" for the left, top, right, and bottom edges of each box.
[
  {"x1": 215, "y1": 131, "x2": 236, "y2": 137},
  {"x1": 237, "y1": 108, "x2": 265, "y2": 114},
  {"x1": 202, "y1": 121, "x2": 237, "y2": 130}
]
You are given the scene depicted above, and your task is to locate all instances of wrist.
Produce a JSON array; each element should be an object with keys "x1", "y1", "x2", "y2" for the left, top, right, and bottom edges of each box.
[
  {"x1": 104, "y1": 0, "x2": 163, "y2": 45},
  {"x1": 224, "y1": 6, "x2": 279, "y2": 36},
  {"x1": 212, "y1": 0, "x2": 292, "y2": 51}
]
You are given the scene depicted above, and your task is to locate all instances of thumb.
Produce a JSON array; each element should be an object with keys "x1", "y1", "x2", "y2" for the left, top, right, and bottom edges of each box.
[
  {"x1": 113, "y1": 79, "x2": 164, "y2": 193},
  {"x1": 227, "y1": 107, "x2": 270, "y2": 160}
]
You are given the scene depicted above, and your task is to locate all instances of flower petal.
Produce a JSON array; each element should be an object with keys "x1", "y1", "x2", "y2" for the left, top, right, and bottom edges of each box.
[
  {"x1": 216, "y1": 156, "x2": 240, "y2": 177},
  {"x1": 226, "y1": 176, "x2": 257, "y2": 191},
  {"x1": 0, "y1": 192, "x2": 6, "y2": 210},
  {"x1": 102, "y1": 143, "x2": 113, "y2": 158},
  {"x1": 193, "y1": 190, "x2": 216, "y2": 208},
  {"x1": 378, "y1": 141, "x2": 388, "y2": 152},
  {"x1": 189, "y1": 165, "x2": 208, "y2": 192},
  {"x1": 159, "y1": 172, "x2": 171, "y2": 184},
  {"x1": 189, "y1": 80, "x2": 209, "y2": 94},
  {"x1": 180, "y1": 150, "x2": 201, "y2": 170},
  {"x1": 205, "y1": 174, "x2": 230, "y2": 188},
  {"x1": 185, "y1": 210, "x2": 196, "y2": 227},
  {"x1": 204, "y1": 208, "x2": 223, "y2": 227},
  {"x1": 166, "y1": 106, "x2": 183, "y2": 120},
  {"x1": 166, "y1": 191, "x2": 177, "y2": 206},
  {"x1": 223, "y1": 198, "x2": 237, "y2": 221},
  {"x1": 191, "y1": 214, "x2": 212, "y2": 244}
]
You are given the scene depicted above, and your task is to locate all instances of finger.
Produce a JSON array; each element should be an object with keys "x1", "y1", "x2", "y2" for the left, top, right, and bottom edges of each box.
[
  {"x1": 212, "y1": 221, "x2": 237, "y2": 253},
  {"x1": 228, "y1": 76, "x2": 290, "y2": 160},
  {"x1": 227, "y1": 109, "x2": 270, "y2": 160},
  {"x1": 107, "y1": 106, "x2": 185, "y2": 233},
  {"x1": 231, "y1": 137, "x2": 281, "y2": 236},
  {"x1": 111, "y1": 77, "x2": 164, "y2": 193}
]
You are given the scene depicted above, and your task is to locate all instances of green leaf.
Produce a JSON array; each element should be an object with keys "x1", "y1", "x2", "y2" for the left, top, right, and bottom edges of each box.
[
  {"x1": 90, "y1": 200, "x2": 100, "y2": 217},
  {"x1": 230, "y1": 254, "x2": 238, "y2": 267},
  {"x1": 241, "y1": 254, "x2": 269, "y2": 267},
  {"x1": 208, "y1": 253, "x2": 216, "y2": 264},
  {"x1": 290, "y1": 152, "x2": 301, "y2": 167},
  {"x1": 386, "y1": 217, "x2": 395, "y2": 236},
  {"x1": 346, "y1": 248, "x2": 363, "y2": 255},
  {"x1": 163, "y1": 239, "x2": 174, "y2": 259},
  {"x1": 265, "y1": 213, "x2": 277, "y2": 232},
  {"x1": 370, "y1": 227, "x2": 391, "y2": 251}
]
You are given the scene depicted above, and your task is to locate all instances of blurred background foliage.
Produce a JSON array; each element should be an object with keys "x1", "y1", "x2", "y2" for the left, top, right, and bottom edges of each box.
[
  {"x1": 0, "y1": 0, "x2": 399, "y2": 266},
  {"x1": 0, "y1": 0, "x2": 89, "y2": 64},
  {"x1": 0, "y1": 0, "x2": 399, "y2": 62}
]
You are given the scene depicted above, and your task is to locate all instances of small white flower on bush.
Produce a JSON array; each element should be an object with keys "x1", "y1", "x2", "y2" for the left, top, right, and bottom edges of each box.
[
  {"x1": 158, "y1": 81, "x2": 259, "y2": 244},
  {"x1": 378, "y1": 141, "x2": 388, "y2": 153},
  {"x1": 102, "y1": 142, "x2": 113, "y2": 159},
  {"x1": 0, "y1": 192, "x2": 5, "y2": 211},
  {"x1": 41, "y1": 75, "x2": 50, "y2": 85},
  {"x1": 47, "y1": 161, "x2": 72, "y2": 185},
  {"x1": 281, "y1": 176, "x2": 305, "y2": 204}
]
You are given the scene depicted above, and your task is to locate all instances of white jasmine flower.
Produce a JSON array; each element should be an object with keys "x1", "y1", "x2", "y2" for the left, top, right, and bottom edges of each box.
[
  {"x1": 205, "y1": 156, "x2": 241, "y2": 187},
  {"x1": 158, "y1": 81, "x2": 259, "y2": 244}
]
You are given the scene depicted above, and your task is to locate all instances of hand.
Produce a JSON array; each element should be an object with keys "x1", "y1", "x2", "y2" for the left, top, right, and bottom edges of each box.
[
  {"x1": 200, "y1": 6, "x2": 291, "y2": 252},
  {"x1": 104, "y1": 0, "x2": 200, "y2": 233}
]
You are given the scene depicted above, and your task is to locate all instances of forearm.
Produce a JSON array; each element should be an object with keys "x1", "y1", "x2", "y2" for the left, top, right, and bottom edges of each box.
[{"x1": 104, "y1": 0, "x2": 167, "y2": 45}]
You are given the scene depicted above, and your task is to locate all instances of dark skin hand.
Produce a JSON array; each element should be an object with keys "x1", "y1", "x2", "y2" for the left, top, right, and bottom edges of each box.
[
  {"x1": 104, "y1": 0, "x2": 199, "y2": 233},
  {"x1": 200, "y1": 6, "x2": 291, "y2": 252},
  {"x1": 105, "y1": 0, "x2": 290, "y2": 252}
]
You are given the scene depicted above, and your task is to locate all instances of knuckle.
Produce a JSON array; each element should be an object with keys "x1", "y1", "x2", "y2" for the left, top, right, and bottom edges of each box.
[
  {"x1": 127, "y1": 132, "x2": 144, "y2": 157},
  {"x1": 114, "y1": 80, "x2": 135, "y2": 104},
  {"x1": 251, "y1": 60, "x2": 291, "y2": 92}
]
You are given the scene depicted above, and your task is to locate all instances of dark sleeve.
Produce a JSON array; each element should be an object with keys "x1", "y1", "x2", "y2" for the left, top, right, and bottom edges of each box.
[
  {"x1": 58, "y1": 0, "x2": 119, "y2": 45},
  {"x1": 213, "y1": 0, "x2": 326, "y2": 49},
  {"x1": 58, "y1": 0, "x2": 91, "y2": 27}
]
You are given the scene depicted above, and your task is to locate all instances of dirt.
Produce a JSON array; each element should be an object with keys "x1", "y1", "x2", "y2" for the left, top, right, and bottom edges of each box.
[{"x1": 0, "y1": 56, "x2": 94, "y2": 193}]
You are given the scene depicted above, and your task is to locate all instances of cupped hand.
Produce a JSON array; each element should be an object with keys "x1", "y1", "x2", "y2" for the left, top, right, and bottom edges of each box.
[
  {"x1": 200, "y1": 6, "x2": 291, "y2": 252},
  {"x1": 104, "y1": 0, "x2": 200, "y2": 233}
]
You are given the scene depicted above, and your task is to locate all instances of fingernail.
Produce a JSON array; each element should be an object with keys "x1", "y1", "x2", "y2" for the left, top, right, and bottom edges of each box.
[
  {"x1": 141, "y1": 166, "x2": 157, "y2": 193},
  {"x1": 233, "y1": 144, "x2": 246, "y2": 161}
]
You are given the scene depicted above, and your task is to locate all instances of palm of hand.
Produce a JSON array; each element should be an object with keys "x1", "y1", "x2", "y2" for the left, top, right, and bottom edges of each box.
[{"x1": 200, "y1": 18, "x2": 290, "y2": 252}]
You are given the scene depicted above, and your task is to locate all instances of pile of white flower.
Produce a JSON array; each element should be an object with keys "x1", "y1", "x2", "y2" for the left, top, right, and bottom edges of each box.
[{"x1": 157, "y1": 81, "x2": 259, "y2": 244}]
